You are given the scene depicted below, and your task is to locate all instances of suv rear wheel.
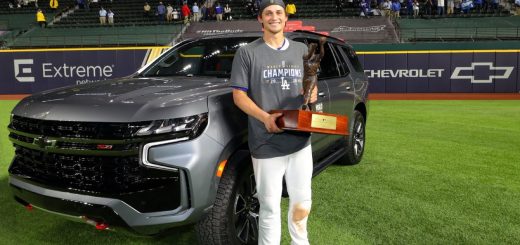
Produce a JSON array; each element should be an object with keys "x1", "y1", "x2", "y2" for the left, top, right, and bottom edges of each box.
[
  {"x1": 339, "y1": 110, "x2": 365, "y2": 165},
  {"x1": 196, "y1": 151, "x2": 259, "y2": 245}
]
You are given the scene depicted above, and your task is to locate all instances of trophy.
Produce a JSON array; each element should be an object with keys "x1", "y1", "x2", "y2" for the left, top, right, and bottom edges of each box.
[{"x1": 270, "y1": 37, "x2": 349, "y2": 136}]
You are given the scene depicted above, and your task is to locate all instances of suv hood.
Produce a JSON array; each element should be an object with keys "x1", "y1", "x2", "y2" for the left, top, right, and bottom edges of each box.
[{"x1": 12, "y1": 77, "x2": 228, "y2": 122}]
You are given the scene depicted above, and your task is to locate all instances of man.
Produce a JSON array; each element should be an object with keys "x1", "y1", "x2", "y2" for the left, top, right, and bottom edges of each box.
[
  {"x1": 215, "y1": 3, "x2": 223, "y2": 21},
  {"x1": 191, "y1": 3, "x2": 200, "y2": 22},
  {"x1": 391, "y1": 0, "x2": 401, "y2": 19},
  {"x1": 383, "y1": 0, "x2": 392, "y2": 16},
  {"x1": 143, "y1": 2, "x2": 151, "y2": 17},
  {"x1": 200, "y1": 3, "x2": 207, "y2": 21},
  {"x1": 166, "y1": 3, "x2": 174, "y2": 22},
  {"x1": 181, "y1": 2, "x2": 190, "y2": 24},
  {"x1": 360, "y1": 0, "x2": 370, "y2": 17},
  {"x1": 230, "y1": 0, "x2": 317, "y2": 244},
  {"x1": 425, "y1": 0, "x2": 433, "y2": 15},
  {"x1": 99, "y1": 7, "x2": 107, "y2": 25},
  {"x1": 192, "y1": 2, "x2": 200, "y2": 22},
  {"x1": 447, "y1": 0, "x2": 454, "y2": 15},
  {"x1": 157, "y1": 2, "x2": 166, "y2": 23},
  {"x1": 107, "y1": 9, "x2": 114, "y2": 25},
  {"x1": 36, "y1": 8, "x2": 47, "y2": 27},
  {"x1": 437, "y1": 0, "x2": 445, "y2": 15},
  {"x1": 224, "y1": 3, "x2": 232, "y2": 20}
]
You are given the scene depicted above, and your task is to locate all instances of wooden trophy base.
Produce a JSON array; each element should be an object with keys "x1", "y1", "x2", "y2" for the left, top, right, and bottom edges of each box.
[{"x1": 270, "y1": 110, "x2": 349, "y2": 136}]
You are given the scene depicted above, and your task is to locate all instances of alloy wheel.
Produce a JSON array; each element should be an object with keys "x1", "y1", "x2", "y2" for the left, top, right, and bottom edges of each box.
[
  {"x1": 353, "y1": 119, "x2": 365, "y2": 158},
  {"x1": 233, "y1": 173, "x2": 259, "y2": 244}
]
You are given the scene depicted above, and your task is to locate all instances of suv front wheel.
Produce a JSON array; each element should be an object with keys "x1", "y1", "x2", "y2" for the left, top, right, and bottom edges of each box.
[
  {"x1": 339, "y1": 110, "x2": 365, "y2": 165},
  {"x1": 196, "y1": 151, "x2": 259, "y2": 245}
]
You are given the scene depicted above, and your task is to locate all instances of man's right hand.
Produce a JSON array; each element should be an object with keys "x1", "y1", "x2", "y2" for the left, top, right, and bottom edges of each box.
[
  {"x1": 232, "y1": 89, "x2": 284, "y2": 133},
  {"x1": 263, "y1": 113, "x2": 284, "y2": 133}
]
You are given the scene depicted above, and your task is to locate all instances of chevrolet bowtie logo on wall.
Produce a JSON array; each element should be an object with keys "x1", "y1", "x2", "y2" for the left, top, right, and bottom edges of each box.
[{"x1": 450, "y1": 62, "x2": 514, "y2": 84}]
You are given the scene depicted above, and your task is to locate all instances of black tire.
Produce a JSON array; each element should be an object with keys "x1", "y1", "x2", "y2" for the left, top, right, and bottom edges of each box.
[
  {"x1": 338, "y1": 110, "x2": 365, "y2": 165},
  {"x1": 196, "y1": 151, "x2": 259, "y2": 245}
]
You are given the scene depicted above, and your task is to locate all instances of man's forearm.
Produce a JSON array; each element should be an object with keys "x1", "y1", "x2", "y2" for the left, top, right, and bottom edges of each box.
[{"x1": 232, "y1": 89, "x2": 269, "y2": 122}]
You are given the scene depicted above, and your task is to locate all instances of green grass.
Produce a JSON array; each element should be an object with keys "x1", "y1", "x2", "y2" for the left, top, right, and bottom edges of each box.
[{"x1": 1, "y1": 100, "x2": 520, "y2": 244}]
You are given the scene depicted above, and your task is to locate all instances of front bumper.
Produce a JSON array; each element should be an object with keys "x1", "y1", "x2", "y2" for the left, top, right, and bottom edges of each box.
[
  {"x1": 10, "y1": 175, "x2": 193, "y2": 235},
  {"x1": 8, "y1": 132, "x2": 224, "y2": 235}
]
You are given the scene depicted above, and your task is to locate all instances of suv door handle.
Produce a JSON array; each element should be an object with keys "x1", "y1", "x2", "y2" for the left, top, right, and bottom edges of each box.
[{"x1": 318, "y1": 92, "x2": 326, "y2": 97}]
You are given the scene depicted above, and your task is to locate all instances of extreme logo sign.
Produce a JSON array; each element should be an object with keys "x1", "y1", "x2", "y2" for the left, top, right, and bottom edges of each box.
[
  {"x1": 13, "y1": 59, "x2": 115, "y2": 85},
  {"x1": 14, "y1": 59, "x2": 35, "y2": 82}
]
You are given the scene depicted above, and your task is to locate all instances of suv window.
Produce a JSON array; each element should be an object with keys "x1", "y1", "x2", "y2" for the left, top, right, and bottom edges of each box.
[
  {"x1": 342, "y1": 46, "x2": 363, "y2": 73},
  {"x1": 142, "y1": 38, "x2": 255, "y2": 77},
  {"x1": 332, "y1": 45, "x2": 350, "y2": 76},
  {"x1": 306, "y1": 40, "x2": 340, "y2": 79}
]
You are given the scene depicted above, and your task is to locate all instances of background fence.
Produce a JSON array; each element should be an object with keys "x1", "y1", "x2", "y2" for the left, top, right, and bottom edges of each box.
[
  {"x1": 399, "y1": 27, "x2": 520, "y2": 42},
  {"x1": 0, "y1": 47, "x2": 519, "y2": 94}
]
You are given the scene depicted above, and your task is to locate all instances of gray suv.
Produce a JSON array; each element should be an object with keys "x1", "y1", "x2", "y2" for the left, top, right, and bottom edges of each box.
[{"x1": 7, "y1": 31, "x2": 368, "y2": 244}]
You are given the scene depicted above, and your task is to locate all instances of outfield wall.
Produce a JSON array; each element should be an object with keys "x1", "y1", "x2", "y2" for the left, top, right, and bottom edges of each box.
[
  {"x1": 359, "y1": 50, "x2": 520, "y2": 93},
  {"x1": 0, "y1": 48, "x2": 154, "y2": 94},
  {"x1": 0, "y1": 47, "x2": 519, "y2": 94}
]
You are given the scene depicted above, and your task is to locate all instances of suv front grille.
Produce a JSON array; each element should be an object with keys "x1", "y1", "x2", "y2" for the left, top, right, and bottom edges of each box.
[
  {"x1": 9, "y1": 115, "x2": 152, "y2": 139},
  {"x1": 12, "y1": 147, "x2": 148, "y2": 193},
  {"x1": 9, "y1": 146, "x2": 182, "y2": 213},
  {"x1": 7, "y1": 116, "x2": 190, "y2": 213}
]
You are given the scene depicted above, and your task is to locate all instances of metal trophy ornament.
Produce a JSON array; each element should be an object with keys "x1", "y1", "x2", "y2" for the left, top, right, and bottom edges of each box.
[
  {"x1": 270, "y1": 37, "x2": 349, "y2": 136},
  {"x1": 301, "y1": 37, "x2": 325, "y2": 111}
]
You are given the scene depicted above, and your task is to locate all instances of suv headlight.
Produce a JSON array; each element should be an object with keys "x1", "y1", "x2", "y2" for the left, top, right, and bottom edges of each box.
[{"x1": 136, "y1": 113, "x2": 208, "y2": 137}]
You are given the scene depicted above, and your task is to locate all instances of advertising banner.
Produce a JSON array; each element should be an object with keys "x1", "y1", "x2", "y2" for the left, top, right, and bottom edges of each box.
[
  {"x1": 183, "y1": 18, "x2": 398, "y2": 44},
  {"x1": 360, "y1": 51, "x2": 519, "y2": 93},
  {"x1": 0, "y1": 48, "x2": 518, "y2": 95},
  {"x1": 0, "y1": 48, "x2": 148, "y2": 94}
]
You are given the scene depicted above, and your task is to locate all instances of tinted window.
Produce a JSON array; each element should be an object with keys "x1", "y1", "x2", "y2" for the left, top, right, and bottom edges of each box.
[
  {"x1": 332, "y1": 45, "x2": 350, "y2": 76},
  {"x1": 342, "y1": 46, "x2": 363, "y2": 73},
  {"x1": 305, "y1": 40, "x2": 340, "y2": 79},
  {"x1": 142, "y1": 38, "x2": 255, "y2": 77}
]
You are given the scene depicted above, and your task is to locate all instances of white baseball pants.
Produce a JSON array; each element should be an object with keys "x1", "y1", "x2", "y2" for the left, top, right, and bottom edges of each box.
[{"x1": 252, "y1": 144, "x2": 313, "y2": 245}]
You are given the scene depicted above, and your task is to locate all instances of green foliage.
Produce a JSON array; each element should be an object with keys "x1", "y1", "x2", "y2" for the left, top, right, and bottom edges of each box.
[{"x1": 1, "y1": 100, "x2": 519, "y2": 244}]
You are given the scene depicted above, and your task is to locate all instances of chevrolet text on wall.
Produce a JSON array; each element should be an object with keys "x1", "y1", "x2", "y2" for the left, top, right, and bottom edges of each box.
[{"x1": 365, "y1": 62, "x2": 514, "y2": 84}]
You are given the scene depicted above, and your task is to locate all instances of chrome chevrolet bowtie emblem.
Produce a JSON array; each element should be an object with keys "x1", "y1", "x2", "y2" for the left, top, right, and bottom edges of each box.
[
  {"x1": 450, "y1": 62, "x2": 514, "y2": 84},
  {"x1": 33, "y1": 136, "x2": 56, "y2": 149}
]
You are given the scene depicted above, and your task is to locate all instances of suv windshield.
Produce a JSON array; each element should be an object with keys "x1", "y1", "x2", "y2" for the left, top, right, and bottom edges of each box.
[{"x1": 140, "y1": 37, "x2": 257, "y2": 77}]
